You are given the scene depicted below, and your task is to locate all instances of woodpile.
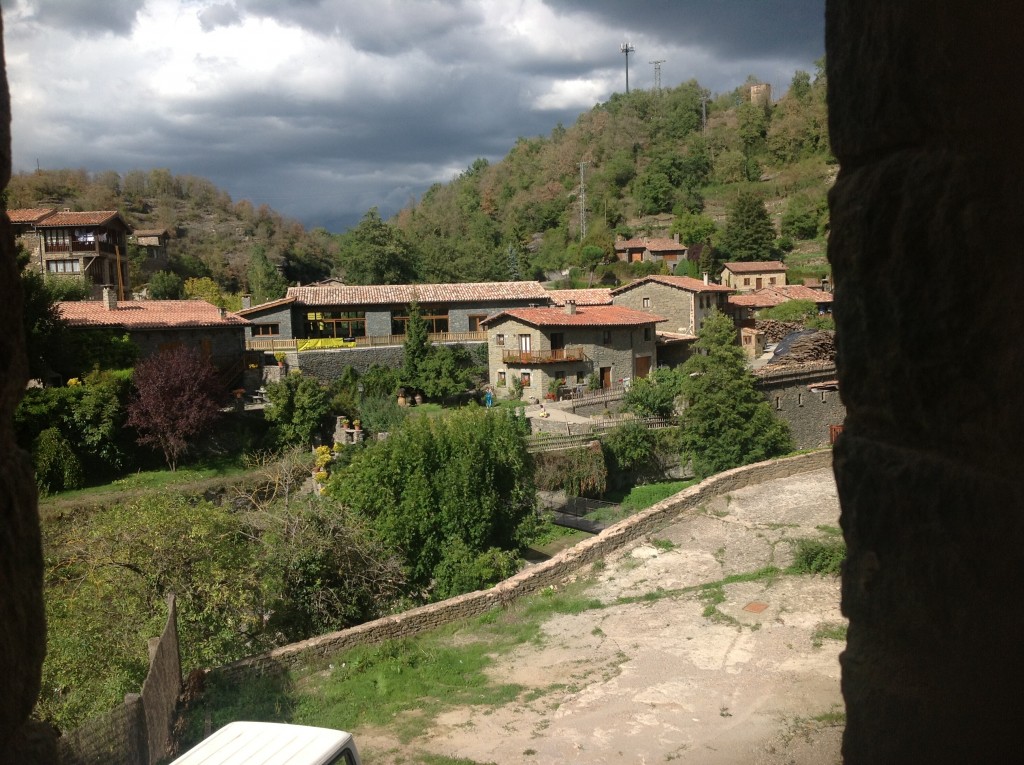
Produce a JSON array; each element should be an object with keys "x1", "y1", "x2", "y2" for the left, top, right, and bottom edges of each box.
[
  {"x1": 774, "y1": 330, "x2": 836, "y2": 364},
  {"x1": 756, "y1": 319, "x2": 804, "y2": 344}
]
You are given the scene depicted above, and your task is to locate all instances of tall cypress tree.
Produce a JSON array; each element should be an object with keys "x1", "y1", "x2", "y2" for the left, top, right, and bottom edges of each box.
[{"x1": 717, "y1": 191, "x2": 777, "y2": 262}]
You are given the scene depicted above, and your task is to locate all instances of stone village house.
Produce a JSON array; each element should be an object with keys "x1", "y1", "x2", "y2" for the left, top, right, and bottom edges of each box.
[
  {"x1": 720, "y1": 260, "x2": 788, "y2": 292},
  {"x1": 57, "y1": 288, "x2": 250, "y2": 385},
  {"x1": 481, "y1": 303, "x2": 664, "y2": 400},
  {"x1": 9, "y1": 207, "x2": 133, "y2": 297}
]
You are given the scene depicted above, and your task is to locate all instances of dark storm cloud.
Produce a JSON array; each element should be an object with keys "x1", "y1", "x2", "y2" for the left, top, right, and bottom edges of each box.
[
  {"x1": 6, "y1": 1, "x2": 824, "y2": 232},
  {"x1": 544, "y1": 0, "x2": 824, "y2": 62},
  {"x1": 10, "y1": 0, "x2": 147, "y2": 36}
]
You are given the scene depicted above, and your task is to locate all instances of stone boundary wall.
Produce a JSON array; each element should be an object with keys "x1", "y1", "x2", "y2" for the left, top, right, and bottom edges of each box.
[{"x1": 211, "y1": 449, "x2": 832, "y2": 680}]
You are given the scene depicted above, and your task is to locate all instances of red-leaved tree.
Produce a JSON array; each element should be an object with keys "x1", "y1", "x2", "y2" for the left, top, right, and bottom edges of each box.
[{"x1": 127, "y1": 345, "x2": 224, "y2": 470}]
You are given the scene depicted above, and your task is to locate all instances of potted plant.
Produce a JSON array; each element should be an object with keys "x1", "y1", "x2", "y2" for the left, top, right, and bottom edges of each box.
[
  {"x1": 274, "y1": 351, "x2": 287, "y2": 367},
  {"x1": 353, "y1": 419, "x2": 361, "y2": 431},
  {"x1": 546, "y1": 378, "x2": 560, "y2": 401}
]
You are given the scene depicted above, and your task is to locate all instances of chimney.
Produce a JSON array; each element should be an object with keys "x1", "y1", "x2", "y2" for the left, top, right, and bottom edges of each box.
[
  {"x1": 674, "y1": 233, "x2": 680, "y2": 243},
  {"x1": 102, "y1": 286, "x2": 117, "y2": 310},
  {"x1": 242, "y1": 294, "x2": 252, "y2": 309},
  {"x1": 565, "y1": 300, "x2": 577, "y2": 315},
  {"x1": 702, "y1": 273, "x2": 709, "y2": 286},
  {"x1": 219, "y1": 307, "x2": 226, "y2": 318}
]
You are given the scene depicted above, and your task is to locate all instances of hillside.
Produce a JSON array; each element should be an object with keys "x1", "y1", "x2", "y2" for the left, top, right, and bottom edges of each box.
[{"x1": 5, "y1": 65, "x2": 832, "y2": 297}]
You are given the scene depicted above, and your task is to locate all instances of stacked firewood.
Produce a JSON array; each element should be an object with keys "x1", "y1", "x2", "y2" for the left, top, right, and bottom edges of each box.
[
  {"x1": 782, "y1": 330, "x2": 836, "y2": 363},
  {"x1": 755, "y1": 319, "x2": 804, "y2": 344}
]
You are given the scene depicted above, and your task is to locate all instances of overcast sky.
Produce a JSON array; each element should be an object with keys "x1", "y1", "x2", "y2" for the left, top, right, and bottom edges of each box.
[{"x1": 3, "y1": 0, "x2": 824, "y2": 232}]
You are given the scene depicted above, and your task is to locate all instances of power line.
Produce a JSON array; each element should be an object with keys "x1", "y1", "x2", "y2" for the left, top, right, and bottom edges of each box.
[{"x1": 620, "y1": 42, "x2": 635, "y2": 94}]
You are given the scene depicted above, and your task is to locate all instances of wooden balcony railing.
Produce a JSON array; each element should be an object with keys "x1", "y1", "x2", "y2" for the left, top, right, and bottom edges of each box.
[
  {"x1": 246, "y1": 330, "x2": 487, "y2": 352},
  {"x1": 501, "y1": 347, "x2": 589, "y2": 365}
]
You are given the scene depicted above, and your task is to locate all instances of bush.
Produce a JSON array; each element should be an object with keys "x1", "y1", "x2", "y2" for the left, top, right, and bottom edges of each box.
[
  {"x1": 534, "y1": 442, "x2": 607, "y2": 497},
  {"x1": 788, "y1": 538, "x2": 846, "y2": 575},
  {"x1": 432, "y1": 541, "x2": 519, "y2": 601},
  {"x1": 603, "y1": 421, "x2": 657, "y2": 474},
  {"x1": 34, "y1": 427, "x2": 84, "y2": 494}
]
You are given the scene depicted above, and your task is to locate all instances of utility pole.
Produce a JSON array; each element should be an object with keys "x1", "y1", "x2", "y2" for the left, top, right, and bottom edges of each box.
[
  {"x1": 701, "y1": 90, "x2": 709, "y2": 134},
  {"x1": 578, "y1": 162, "x2": 587, "y2": 242},
  {"x1": 650, "y1": 59, "x2": 665, "y2": 92},
  {"x1": 620, "y1": 42, "x2": 635, "y2": 94}
]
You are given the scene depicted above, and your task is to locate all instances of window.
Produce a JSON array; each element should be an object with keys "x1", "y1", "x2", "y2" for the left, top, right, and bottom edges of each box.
[
  {"x1": 46, "y1": 259, "x2": 80, "y2": 273},
  {"x1": 643, "y1": 327, "x2": 652, "y2": 342},
  {"x1": 468, "y1": 314, "x2": 488, "y2": 331},
  {"x1": 497, "y1": 370, "x2": 506, "y2": 387},
  {"x1": 798, "y1": 392, "x2": 804, "y2": 407},
  {"x1": 743, "y1": 277, "x2": 751, "y2": 286},
  {"x1": 43, "y1": 229, "x2": 71, "y2": 250},
  {"x1": 253, "y1": 323, "x2": 280, "y2": 336},
  {"x1": 577, "y1": 372, "x2": 586, "y2": 384},
  {"x1": 304, "y1": 310, "x2": 366, "y2": 339},
  {"x1": 642, "y1": 296, "x2": 651, "y2": 308},
  {"x1": 495, "y1": 333, "x2": 505, "y2": 346},
  {"x1": 776, "y1": 396, "x2": 782, "y2": 410},
  {"x1": 602, "y1": 329, "x2": 612, "y2": 345},
  {"x1": 392, "y1": 307, "x2": 449, "y2": 334},
  {"x1": 520, "y1": 371, "x2": 532, "y2": 387}
]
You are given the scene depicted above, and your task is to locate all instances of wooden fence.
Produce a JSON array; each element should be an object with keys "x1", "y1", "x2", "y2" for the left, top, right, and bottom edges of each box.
[{"x1": 246, "y1": 331, "x2": 486, "y2": 352}]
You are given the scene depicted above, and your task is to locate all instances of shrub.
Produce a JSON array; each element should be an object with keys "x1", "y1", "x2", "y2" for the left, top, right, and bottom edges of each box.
[
  {"x1": 788, "y1": 538, "x2": 846, "y2": 575},
  {"x1": 534, "y1": 442, "x2": 607, "y2": 498},
  {"x1": 34, "y1": 427, "x2": 84, "y2": 494}
]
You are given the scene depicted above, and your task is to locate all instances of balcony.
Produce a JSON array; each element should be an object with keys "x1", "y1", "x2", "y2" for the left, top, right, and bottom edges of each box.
[
  {"x1": 502, "y1": 347, "x2": 589, "y2": 365},
  {"x1": 246, "y1": 330, "x2": 487, "y2": 352}
]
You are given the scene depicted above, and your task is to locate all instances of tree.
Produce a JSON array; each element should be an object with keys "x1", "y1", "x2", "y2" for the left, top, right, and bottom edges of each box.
[
  {"x1": 247, "y1": 249, "x2": 288, "y2": 305},
  {"x1": 678, "y1": 310, "x2": 791, "y2": 478},
  {"x1": 264, "y1": 374, "x2": 332, "y2": 448},
  {"x1": 417, "y1": 344, "x2": 483, "y2": 400},
  {"x1": 329, "y1": 407, "x2": 536, "y2": 594},
  {"x1": 126, "y1": 346, "x2": 223, "y2": 470},
  {"x1": 148, "y1": 270, "x2": 184, "y2": 299},
  {"x1": 623, "y1": 366, "x2": 684, "y2": 417},
  {"x1": 401, "y1": 302, "x2": 430, "y2": 392},
  {"x1": 335, "y1": 208, "x2": 420, "y2": 285},
  {"x1": 717, "y1": 192, "x2": 777, "y2": 262}
]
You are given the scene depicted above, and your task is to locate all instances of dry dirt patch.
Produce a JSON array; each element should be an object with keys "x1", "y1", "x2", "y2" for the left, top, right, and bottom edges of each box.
[{"x1": 360, "y1": 467, "x2": 844, "y2": 764}]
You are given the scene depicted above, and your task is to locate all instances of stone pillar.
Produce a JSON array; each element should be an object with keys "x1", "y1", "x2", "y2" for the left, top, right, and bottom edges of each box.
[
  {"x1": 828, "y1": 2, "x2": 1024, "y2": 761},
  {"x1": 0, "y1": 10, "x2": 57, "y2": 761}
]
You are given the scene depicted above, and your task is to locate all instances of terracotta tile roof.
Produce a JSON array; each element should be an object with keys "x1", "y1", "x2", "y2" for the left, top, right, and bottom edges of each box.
[
  {"x1": 132, "y1": 228, "x2": 169, "y2": 238},
  {"x1": 286, "y1": 281, "x2": 552, "y2": 306},
  {"x1": 728, "y1": 285, "x2": 834, "y2": 309},
  {"x1": 721, "y1": 260, "x2": 788, "y2": 273},
  {"x1": 237, "y1": 296, "x2": 296, "y2": 316},
  {"x1": 547, "y1": 288, "x2": 613, "y2": 306},
  {"x1": 482, "y1": 305, "x2": 666, "y2": 329},
  {"x1": 614, "y1": 237, "x2": 686, "y2": 252},
  {"x1": 7, "y1": 207, "x2": 57, "y2": 224},
  {"x1": 36, "y1": 210, "x2": 130, "y2": 229},
  {"x1": 611, "y1": 274, "x2": 733, "y2": 295},
  {"x1": 58, "y1": 299, "x2": 249, "y2": 329}
]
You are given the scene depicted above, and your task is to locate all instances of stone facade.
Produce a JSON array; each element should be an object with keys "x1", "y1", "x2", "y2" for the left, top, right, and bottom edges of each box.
[
  {"x1": 611, "y1": 275, "x2": 732, "y2": 337},
  {"x1": 720, "y1": 262, "x2": 787, "y2": 292},
  {"x1": 753, "y1": 362, "x2": 844, "y2": 450},
  {"x1": 486, "y1": 313, "x2": 657, "y2": 400}
]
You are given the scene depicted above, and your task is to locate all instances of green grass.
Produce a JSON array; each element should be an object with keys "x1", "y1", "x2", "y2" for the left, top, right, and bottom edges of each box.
[
  {"x1": 811, "y1": 621, "x2": 848, "y2": 648},
  {"x1": 787, "y1": 538, "x2": 846, "y2": 576},
  {"x1": 184, "y1": 581, "x2": 605, "y2": 749},
  {"x1": 618, "y1": 480, "x2": 698, "y2": 511}
]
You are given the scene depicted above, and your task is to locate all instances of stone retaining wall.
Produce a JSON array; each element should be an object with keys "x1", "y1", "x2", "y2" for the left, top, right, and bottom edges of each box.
[{"x1": 210, "y1": 449, "x2": 832, "y2": 680}]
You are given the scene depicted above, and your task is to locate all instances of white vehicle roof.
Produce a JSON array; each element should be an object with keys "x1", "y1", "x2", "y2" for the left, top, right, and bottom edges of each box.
[{"x1": 169, "y1": 721, "x2": 358, "y2": 765}]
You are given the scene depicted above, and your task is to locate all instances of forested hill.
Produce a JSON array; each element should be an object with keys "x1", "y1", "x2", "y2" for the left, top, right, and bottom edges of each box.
[{"x1": 5, "y1": 64, "x2": 832, "y2": 301}]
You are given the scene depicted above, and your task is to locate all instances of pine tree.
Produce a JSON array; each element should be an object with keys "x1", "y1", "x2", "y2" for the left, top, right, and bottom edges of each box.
[
  {"x1": 679, "y1": 310, "x2": 791, "y2": 478},
  {"x1": 717, "y1": 191, "x2": 778, "y2": 262}
]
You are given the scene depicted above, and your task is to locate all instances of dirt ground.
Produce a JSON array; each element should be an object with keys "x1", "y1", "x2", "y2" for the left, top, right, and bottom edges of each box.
[{"x1": 361, "y1": 467, "x2": 845, "y2": 765}]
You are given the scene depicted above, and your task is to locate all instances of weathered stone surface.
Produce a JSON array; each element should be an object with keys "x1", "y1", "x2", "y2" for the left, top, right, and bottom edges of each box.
[
  {"x1": 829, "y1": 1, "x2": 1024, "y2": 761},
  {"x1": 0, "y1": 12, "x2": 54, "y2": 762}
]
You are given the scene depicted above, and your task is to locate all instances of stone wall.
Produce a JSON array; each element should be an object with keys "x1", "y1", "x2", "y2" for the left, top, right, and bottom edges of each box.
[
  {"x1": 612, "y1": 281, "x2": 694, "y2": 335},
  {"x1": 129, "y1": 327, "x2": 246, "y2": 369},
  {"x1": 245, "y1": 302, "x2": 295, "y2": 340},
  {"x1": 0, "y1": 14, "x2": 58, "y2": 759},
  {"x1": 754, "y1": 362, "x2": 844, "y2": 449},
  {"x1": 210, "y1": 449, "x2": 831, "y2": 680},
  {"x1": 828, "y1": 2, "x2": 1024, "y2": 760}
]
